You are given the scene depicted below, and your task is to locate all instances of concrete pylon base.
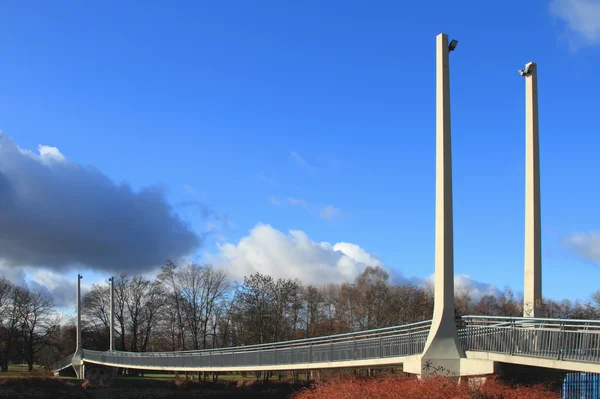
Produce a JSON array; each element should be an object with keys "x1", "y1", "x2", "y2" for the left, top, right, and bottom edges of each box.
[
  {"x1": 404, "y1": 357, "x2": 495, "y2": 378},
  {"x1": 71, "y1": 351, "x2": 85, "y2": 379}
]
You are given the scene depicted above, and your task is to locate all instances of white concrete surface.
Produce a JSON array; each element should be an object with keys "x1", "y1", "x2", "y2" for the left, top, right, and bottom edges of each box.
[{"x1": 521, "y1": 62, "x2": 542, "y2": 318}]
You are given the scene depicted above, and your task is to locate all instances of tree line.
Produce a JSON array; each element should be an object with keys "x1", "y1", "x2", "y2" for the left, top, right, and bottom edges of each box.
[{"x1": 1, "y1": 262, "x2": 599, "y2": 371}]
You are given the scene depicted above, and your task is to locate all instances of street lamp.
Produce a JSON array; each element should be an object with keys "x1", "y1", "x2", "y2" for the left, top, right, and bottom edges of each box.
[
  {"x1": 519, "y1": 62, "x2": 534, "y2": 77},
  {"x1": 448, "y1": 39, "x2": 458, "y2": 52}
]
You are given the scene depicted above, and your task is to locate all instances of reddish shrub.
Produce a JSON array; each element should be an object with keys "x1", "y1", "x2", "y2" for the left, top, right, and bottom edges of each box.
[{"x1": 291, "y1": 375, "x2": 558, "y2": 399}]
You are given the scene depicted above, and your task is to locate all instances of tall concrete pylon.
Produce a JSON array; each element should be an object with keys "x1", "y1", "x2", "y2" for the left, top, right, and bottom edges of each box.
[
  {"x1": 401, "y1": 33, "x2": 475, "y2": 378},
  {"x1": 520, "y1": 62, "x2": 542, "y2": 318},
  {"x1": 420, "y1": 32, "x2": 465, "y2": 368},
  {"x1": 404, "y1": 32, "x2": 495, "y2": 379},
  {"x1": 71, "y1": 274, "x2": 85, "y2": 378}
]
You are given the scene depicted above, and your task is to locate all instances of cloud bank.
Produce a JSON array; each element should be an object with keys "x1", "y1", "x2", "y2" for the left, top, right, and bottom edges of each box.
[
  {"x1": 0, "y1": 136, "x2": 200, "y2": 274},
  {"x1": 212, "y1": 223, "x2": 498, "y2": 298},
  {"x1": 213, "y1": 223, "x2": 381, "y2": 284},
  {"x1": 551, "y1": 0, "x2": 600, "y2": 48}
]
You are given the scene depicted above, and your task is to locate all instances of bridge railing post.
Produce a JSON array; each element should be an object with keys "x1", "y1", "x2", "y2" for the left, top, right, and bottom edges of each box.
[
  {"x1": 378, "y1": 334, "x2": 383, "y2": 358},
  {"x1": 330, "y1": 340, "x2": 333, "y2": 362},
  {"x1": 509, "y1": 318, "x2": 515, "y2": 355},
  {"x1": 557, "y1": 321, "x2": 565, "y2": 361}
]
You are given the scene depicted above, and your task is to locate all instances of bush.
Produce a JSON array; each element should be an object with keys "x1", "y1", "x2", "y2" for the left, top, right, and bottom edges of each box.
[{"x1": 291, "y1": 375, "x2": 558, "y2": 399}]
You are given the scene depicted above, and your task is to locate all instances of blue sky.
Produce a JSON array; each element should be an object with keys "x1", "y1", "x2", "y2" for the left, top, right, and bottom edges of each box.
[{"x1": 1, "y1": 0, "x2": 600, "y2": 310}]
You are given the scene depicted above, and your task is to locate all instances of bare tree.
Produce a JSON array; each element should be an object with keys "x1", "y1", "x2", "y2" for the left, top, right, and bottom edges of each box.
[
  {"x1": 121, "y1": 275, "x2": 164, "y2": 352},
  {"x1": 139, "y1": 280, "x2": 166, "y2": 352},
  {"x1": 354, "y1": 266, "x2": 392, "y2": 329},
  {"x1": 473, "y1": 294, "x2": 498, "y2": 316},
  {"x1": 454, "y1": 284, "x2": 473, "y2": 317},
  {"x1": 302, "y1": 285, "x2": 324, "y2": 338},
  {"x1": 82, "y1": 283, "x2": 110, "y2": 349},
  {"x1": 113, "y1": 274, "x2": 129, "y2": 351},
  {"x1": 200, "y1": 266, "x2": 229, "y2": 348},
  {"x1": 15, "y1": 288, "x2": 59, "y2": 371},
  {"x1": 0, "y1": 277, "x2": 17, "y2": 372},
  {"x1": 232, "y1": 273, "x2": 277, "y2": 345},
  {"x1": 157, "y1": 261, "x2": 186, "y2": 350},
  {"x1": 390, "y1": 283, "x2": 433, "y2": 325}
]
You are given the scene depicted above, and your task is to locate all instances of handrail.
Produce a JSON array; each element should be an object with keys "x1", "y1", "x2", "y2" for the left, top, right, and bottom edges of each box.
[
  {"x1": 462, "y1": 315, "x2": 600, "y2": 325},
  {"x1": 82, "y1": 320, "x2": 432, "y2": 370},
  {"x1": 460, "y1": 316, "x2": 600, "y2": 364},
  {"x1": 76, "y1": 316, "x2": 600, "y2": 371},
  {"x1": 90, "y1": 319, "x2": 432, "y2": 356},
  {"x1": 51, "y1": 354, "x2": 73, "y2": 371}
]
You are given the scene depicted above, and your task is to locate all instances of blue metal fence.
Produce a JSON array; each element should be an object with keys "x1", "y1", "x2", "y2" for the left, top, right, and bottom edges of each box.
[{"x1": 563, "y1": 372, "x2": 600, "y2": 399}]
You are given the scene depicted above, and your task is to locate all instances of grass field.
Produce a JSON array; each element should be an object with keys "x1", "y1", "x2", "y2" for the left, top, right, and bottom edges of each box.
[
  {"x1": 1, "y1": 364, "x2": 48, "y2": 376},
  {"x1": 0, "y1": 362, "x2": 305, "y2": 384}
]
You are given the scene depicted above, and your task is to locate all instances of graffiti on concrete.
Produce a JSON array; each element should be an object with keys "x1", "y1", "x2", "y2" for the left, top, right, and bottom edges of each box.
[{"x1": 422, "y1": 359, "x2": 456, "y2": 377}]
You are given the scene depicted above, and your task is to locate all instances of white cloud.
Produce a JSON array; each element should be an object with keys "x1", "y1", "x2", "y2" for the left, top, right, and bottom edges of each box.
[
  {"x1": 211, "y1": 224, "x2": 496, "y2": 298},
  {"x1": 212, "y1": 223, "x2": 385, "y2": 284},
  {"x1": 291, "y1": 151, "x2": 315, "y2": 171},
  {"x1": 286, "y1": 198, "x2": 344, "y2": 219},
  {"x1": 257, "y1": 174, "x2": 278, "y2": 187},
  {"x1": 268, "y1": 197, "x2": 281, "y2": 206},
  {"x1": 288, "y1": 197, "x2": 308, "y2": 207},
  {"x1": 320, "y1": 205, "x2": 343, "y2": 220},
  {"x1": 37, "y1": 145, "x2": 67, "y2": 164},
  {"x1": 419, "y1": 274, "x2": 500, "y2": 300},
  {"x1": 454, "y1": 274, "x2": 500, "y2": 299},
  {"x1": 562, "y1": 232, "x2": 600, "y2": 262},
  {"x1": 550, "y1": 0, "x2": 600, "y2": 48},
  {"x1": 25, "y1": 268, "x2": 105, "y2": 309}
]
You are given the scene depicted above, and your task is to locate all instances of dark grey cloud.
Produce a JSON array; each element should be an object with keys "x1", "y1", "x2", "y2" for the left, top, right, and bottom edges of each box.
[{"x1": 0, "y1": 136, "x2": 201, "y2": 273}]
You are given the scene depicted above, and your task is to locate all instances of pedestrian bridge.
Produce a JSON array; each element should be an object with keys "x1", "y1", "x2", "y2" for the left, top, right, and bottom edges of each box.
[{"x1": 52, "y1": 315, "x2": 600, "y2": 375}]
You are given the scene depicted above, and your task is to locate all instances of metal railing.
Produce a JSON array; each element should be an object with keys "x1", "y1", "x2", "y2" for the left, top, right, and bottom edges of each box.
[
  {"x1": 460, "y1": 315, "x2": 600, "y2": 364},
  {"x1": 83, "y1": 320, "x2": 432, "y2": 370},
  {"x1": 55, "y1": 316, "x2": 600, "y2": 372},
  {"x1": 51, "y1": 354, "x2": 73, "y2": 372}
]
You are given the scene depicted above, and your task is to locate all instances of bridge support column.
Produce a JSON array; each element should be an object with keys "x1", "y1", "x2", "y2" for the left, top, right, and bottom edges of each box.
[
  {"x1": 419, "y1": 32, "x2": 464, "y2": 378},
  {"x1": 520, "y1": 62, "x2": 542, "y2": 318},
  {"x1": 71, "y1": 274, "x2": 85, "y2": 379},
  {"x1": 404, "y1": 33, "x2": 495, "y2": 379}
]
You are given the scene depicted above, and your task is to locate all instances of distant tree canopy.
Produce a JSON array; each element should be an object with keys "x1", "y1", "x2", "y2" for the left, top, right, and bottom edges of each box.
[
  {"x1": 0, "y1": 277, "x2": 62, "y2": 371},
  {"x1": 2, "y1": 263, "x2": 599, "y2": 371}
]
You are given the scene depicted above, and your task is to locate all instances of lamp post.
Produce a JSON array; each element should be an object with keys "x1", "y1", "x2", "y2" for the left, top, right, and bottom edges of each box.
[
  {"x1": 72, "y1": 274, "x2": 85, "y2": 379},
  {"x1": 76, "y1": 274, "x2": 82, "y2": 351},
  {"x1": 109, "y1": 277, "x2": 115, "y2": 351}
]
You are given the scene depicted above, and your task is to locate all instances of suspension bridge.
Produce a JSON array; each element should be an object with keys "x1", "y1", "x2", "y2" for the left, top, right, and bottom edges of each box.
[{"x1": 51, "y1": 32, "x2": 600, "y2": 395}]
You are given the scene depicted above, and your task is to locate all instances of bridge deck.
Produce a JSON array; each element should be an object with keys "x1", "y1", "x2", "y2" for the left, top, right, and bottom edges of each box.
[{"x1": 52, "y1": 316, "x2": 600, "y2": 375}]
